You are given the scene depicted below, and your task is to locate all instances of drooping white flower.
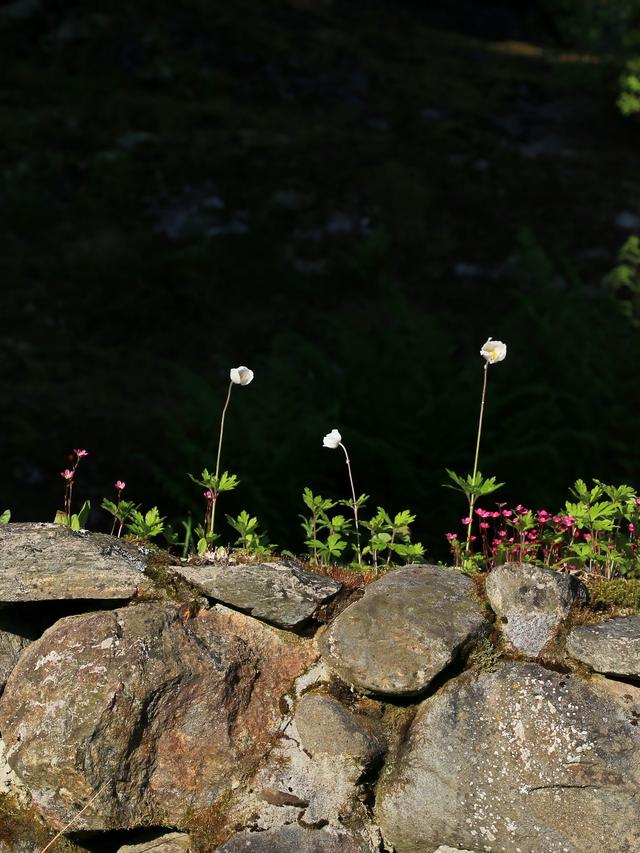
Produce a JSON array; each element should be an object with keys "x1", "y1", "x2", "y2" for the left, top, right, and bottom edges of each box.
[
  {"x1": 323, "y1": 428, "x2": 342, "y2": 449},
  {"x1": 480, "y1": 338, "x2": 507, "y2": 364},
  {"x1": 230, "y1": 366, "x2": 254, "y2": 386}
]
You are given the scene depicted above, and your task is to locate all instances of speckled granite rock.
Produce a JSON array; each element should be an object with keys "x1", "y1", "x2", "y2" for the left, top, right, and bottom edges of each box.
[
  {"x1": 319, "y1": 565, "x2": 488, "y2": 696},
  {"x1": 0, "y1": 523, "x2": 152, "y2": 602},
  {"x1": 566, "y1": 615, "x2": 640, "y2": 679},
  {"x1": 376, "y1": 662, "x2": 640, "y2": 853},
  {"x1": 485, "y1": 562, "x2": 587, "y2": 656}
]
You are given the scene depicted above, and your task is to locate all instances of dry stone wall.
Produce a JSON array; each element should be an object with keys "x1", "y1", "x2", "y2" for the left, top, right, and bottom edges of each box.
[{"x1": 0, "y1": 525, "x2": 638, "y2": 853}]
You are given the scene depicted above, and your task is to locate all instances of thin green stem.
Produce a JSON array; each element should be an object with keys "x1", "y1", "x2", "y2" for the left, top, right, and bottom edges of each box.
[
  {"x1": 465, "y1": 362, "x2": 489, "y2": 556},
  {"x1": 210, "y1": 381, "x2": 234, "y2": 537},
  {"x1": 340, "y1": 442, "x2": 361, "y2": 566}
]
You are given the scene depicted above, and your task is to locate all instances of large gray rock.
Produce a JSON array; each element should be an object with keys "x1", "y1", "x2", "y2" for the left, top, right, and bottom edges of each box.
[
  {"x1": 0, "y1": 602, "x2": 317, "y2": 830},
  {"x1": 566, "y1": 615, "x2": 640, "y2": 679},
  {"x1": 486, "y1": 562, "x2": 587, "y2": 656},
  {"x1": 319, "y1": 565, "x2": 488, "y2": 696},
  {"x1": 0, "y1": 523, "x2": 153, "y2": 602},
  {"x1": 173, "y1": 560, "x2": 341, "y2": 628},
  {"x1": 216, "y1": 824, "x2": 373, "y2": 852},
  {"x1": 294, "y1": 692, "x2": 383, "y2": 764},
  {"x1": 376, "y1": 662, "x2": 640, "y2": 853}
]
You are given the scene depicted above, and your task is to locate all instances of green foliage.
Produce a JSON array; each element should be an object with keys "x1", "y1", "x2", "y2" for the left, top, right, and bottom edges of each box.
[
  {"x1": 54, "y1": 500, "x2": 91, "y2": 531},
  {"x1": 193, "y1": 524, "x2": 220, "y2": 555},
  {"x1": 225, "y1": 509, "x2": 274, "y2": 555},
  {"x1": 618, "y1": 58, "x2": 640, "y2": 115},
  {"x1": 101, "y1": 497, "x2": 138, "y2": 526},
  {"x1": 605, "y1": 235, "x2": 640, "y2": 325},
  {"x1": 362, "y1": 507, "x2": 425, "y2": 572},
  {"x1": 586, "y1": 578, "x2": 640, "y2": 610},
  {"x1": 444, "y1": 470, "x2": 504, "y2": 502},
  {"x1": 0, "y1": 510, "x2": 10, "y2": 524},
  {"x1": 301, "y1": 488, "x2": 424, "y2": 570},
  {"x1": 126, "y1": 506, "x2": 165, "y2": 541},
  {"x1": 189, "y1": 469, "x2": 239, "y2": 493}
]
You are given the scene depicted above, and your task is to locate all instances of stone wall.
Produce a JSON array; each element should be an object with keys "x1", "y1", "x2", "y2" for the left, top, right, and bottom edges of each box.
[{"x1": 0, "y1": 524, "x2": 638, "y2": 853}]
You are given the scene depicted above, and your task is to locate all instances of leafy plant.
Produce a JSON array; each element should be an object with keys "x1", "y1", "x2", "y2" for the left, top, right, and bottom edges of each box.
[
  {"x1": 225, "y1": 509, "x2": 274, "y2": 555},
  {"x1": 447, "y1": 479, "x2": 640, "y2": 580},
  {"x1": 0, "y1": 510, "x2": 10, "y2": 524},
  {"x1": 605, "y1": 235, "x2": 640, "y2": 326},
  {"x1": 126, "y1": 506, "x2": 165, "y2": 541},
  {"x1": 362, "y1": 507, "x2": 425, "y2": 573},
  {"x1": 101, "y1": 498, "x2": 138, "y2": 538},
  {"x1": 301, "y1": 488, "x2": 423, "y2": 570},
  {"x1": 618, "y1": 58, "x2": 640, "y2": 117}
]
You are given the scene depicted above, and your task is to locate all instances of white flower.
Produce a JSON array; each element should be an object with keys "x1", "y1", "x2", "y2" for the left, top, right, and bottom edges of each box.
[
  {"x1": 230, "y1": 366, "x2": 254, "y2": 386},
  {"x1": 323, "y1": 428, "x2": 342, "y2": 449},
  {"x1": 480, "y1": 338, "x2": 507, "y2": 364}
]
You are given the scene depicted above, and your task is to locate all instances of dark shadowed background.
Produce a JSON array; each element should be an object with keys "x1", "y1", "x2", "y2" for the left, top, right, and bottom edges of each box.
[{"x1": 2, "y1": 0, "x2": 640, "y2": 560}]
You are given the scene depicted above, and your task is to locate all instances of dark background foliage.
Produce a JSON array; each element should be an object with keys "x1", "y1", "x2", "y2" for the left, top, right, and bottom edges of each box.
[{"x1": 2, "y1": 0, "x2": 640, "y2": 559}]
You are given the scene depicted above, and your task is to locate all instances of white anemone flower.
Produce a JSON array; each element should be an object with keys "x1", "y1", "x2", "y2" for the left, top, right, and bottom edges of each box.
[
  {"x1": 480, "y1": 338, "x2": 507, "y2": 364},
  {"x1": 230, "y1": 366, "x2": 254, "y2": 386},
  {"x1": 323, "y1": 428, "x2": 342, "y2": 449}
]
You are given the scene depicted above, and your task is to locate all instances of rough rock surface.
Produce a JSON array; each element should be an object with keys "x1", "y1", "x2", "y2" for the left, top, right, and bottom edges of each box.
[
  {"x1": 376, "y1": 662, "x2": 640, "y2": 853},
  {"x1": 319, "y1": 565, "x2": 488, "y2": 696},
  {"x1": 0, "y1": 523, "x2": 153, "y2": 602},
  {"x1": 294, "y1": 692, "x2": 383, "y2": 763},
  {"x1": 0, "y1": 602, "x2": 317, "y2": 830},
  {"x1": 172, "y1": 560, "x2": 341, "y2": 628},
  {"x1": 566, "y1": 615, "x2": 640, "y2": 679},
  {"x1": 485, "y1": 562, "x2": 587, "y2": 656},
  {"x1": 117, "y1": 832, "x2": 192, "y2": 852},
  {"x1": 0, "y1": 625, "x2": 31, "y2": 692},
  {"x1": 216, "y1": 824, "x2": 373, "y2": 852}
]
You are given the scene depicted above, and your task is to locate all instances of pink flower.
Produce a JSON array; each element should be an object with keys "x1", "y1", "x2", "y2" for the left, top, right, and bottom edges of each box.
[
  {"x1": 60, "y1": 469, "x2": 74, "y2": 480},
  {"x1": 475, "y1": 508, "x2": 489, "y2": 517},
  {"x1": 636, "y1": 498, "x2": 640, "y2": 506},
  {"x1": 502, "y1": 509, "x2": 513, "y2": 517},
  {"x1": 461, "y1": 517, "x2": 472, "y2": 525},
  {"x1": 584, "y1": 533, "x2": 592, "y2": 541},
  {"x1": 446, "y1": 532, "x2": 458, "y2": 540},
  {"x1": 115, "y1": 481, "x2": 126, "y2": 491},
  {"x1": 74, "y1": 449, "x2": 89, "y2": 458},
  {"x1": 515, "y1": 504, "x2": 528, "y2": 513},
  {"x1": 498, "y1": 529, "x2": 507, "y2": 537},
  {"x1": 480, "y1": 522, "x2": 490, "y2": 529},
  {"x1": 203, "y1": 490, "x2": 214, "y2": 500},
  {"x1": 629, "y1": 523, "x2": 636, "y2": 534}
]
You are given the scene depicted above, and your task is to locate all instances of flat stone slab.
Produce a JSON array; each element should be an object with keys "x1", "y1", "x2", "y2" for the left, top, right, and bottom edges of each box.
[
  {"x1": 376, "y1": 662, "x2": 640, "y2": 853},
  {"x1": 0, "y1": 523, "x2": 153, "y2": 602},
  {"x1": 485, "y1": 561, "x2": 587, "y2": 656},
  {"x1": 566, "y1": 615, "x2": 640, "y2": 679},
  {"x1": 118, "y1": 832, "x2": 192, "y2": 853},
  {"x1": 319, "y1": 565, "x2": 488, "y2": 696},
  {"x1": 172, "y1": 561, "x2": 341, "y2": 628}
]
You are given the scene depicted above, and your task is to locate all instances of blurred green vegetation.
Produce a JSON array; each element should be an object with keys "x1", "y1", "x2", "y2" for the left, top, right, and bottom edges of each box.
[{"x1": 2, "y1": 1, "x2": 640, "y2": 560}]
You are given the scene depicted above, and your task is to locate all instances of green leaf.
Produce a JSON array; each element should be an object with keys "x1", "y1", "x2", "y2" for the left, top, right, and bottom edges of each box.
[{"x1": 0, "y1": 509, "x2": 10, "y2": 524}]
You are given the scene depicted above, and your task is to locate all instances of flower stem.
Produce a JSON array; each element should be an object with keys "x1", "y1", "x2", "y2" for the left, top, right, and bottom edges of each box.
[
  {"x1": 340, "y1": 442, "x2": 361, "y2": 566},
  {"x1": 465, "y1": 362, "x2": 489, "y2": 557},
  {"x1": 210, "y1": 381, "x2": 233, "y2": 537}
]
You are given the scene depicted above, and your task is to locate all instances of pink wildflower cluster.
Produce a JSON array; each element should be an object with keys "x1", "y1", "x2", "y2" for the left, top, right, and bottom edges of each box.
[{"x1": 446, "y1": 496, "x2": 640, "y2": 578}]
